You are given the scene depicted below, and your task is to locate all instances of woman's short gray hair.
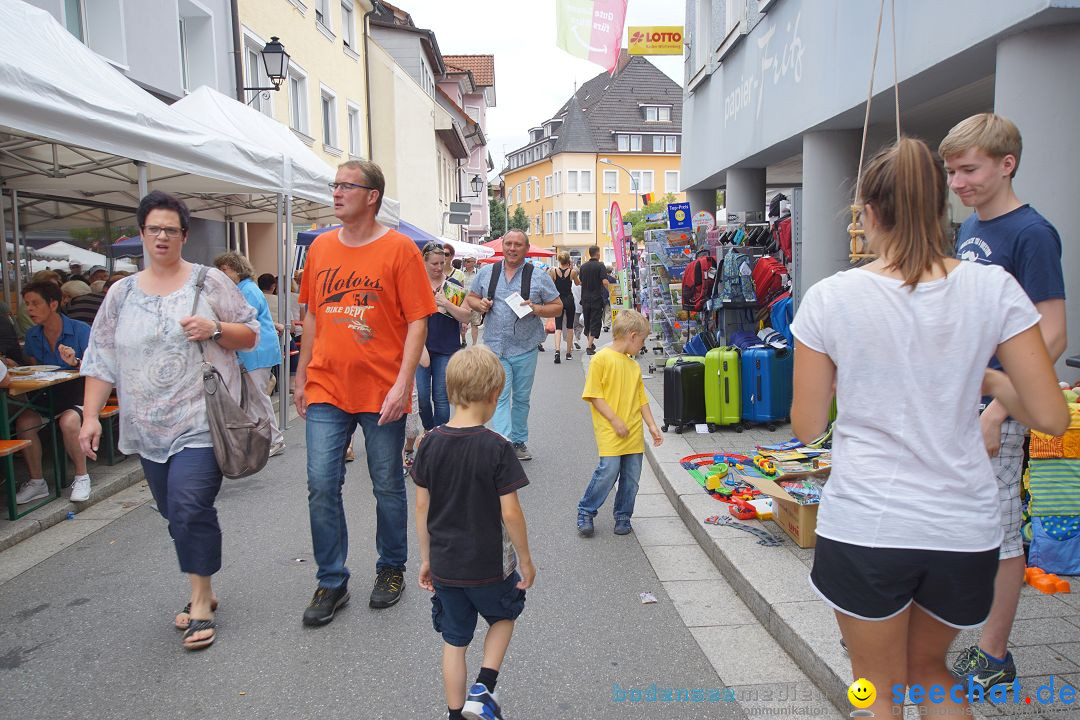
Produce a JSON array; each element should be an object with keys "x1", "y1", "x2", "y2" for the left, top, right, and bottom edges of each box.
[{"x1": 213, "y1": 251, "x2": 255, "y2": 281}]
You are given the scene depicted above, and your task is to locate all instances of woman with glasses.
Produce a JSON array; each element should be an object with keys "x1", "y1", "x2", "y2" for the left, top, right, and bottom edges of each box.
[
  {"x1": 79, "y1": 191, "x2": 259, "y2": 652},
  {"x1": 418, "y1": 243, "x2": 473, "y2": 431}
]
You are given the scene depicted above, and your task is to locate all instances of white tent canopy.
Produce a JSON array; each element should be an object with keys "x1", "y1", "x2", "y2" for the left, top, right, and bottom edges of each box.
[
  {"x1": 0, "y1": 0, "x2": 287, "y2": 226},
  {"x1": 438, "y1": 236, "x2": 494, "y2": 260},
  {"x1": 172, "y1": 87, "x2": 401, "y2": 226}
]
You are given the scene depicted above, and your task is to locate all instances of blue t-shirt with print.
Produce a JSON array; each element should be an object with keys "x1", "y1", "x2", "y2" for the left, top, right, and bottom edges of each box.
[{"x1": 956, "y1": 203, "x2": 1065, "y2": 373}]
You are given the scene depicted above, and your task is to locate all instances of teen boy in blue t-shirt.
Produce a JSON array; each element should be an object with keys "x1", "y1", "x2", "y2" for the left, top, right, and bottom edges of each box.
[{"x1": 941, "y1": 113, "x2": 1067, "y2": 689}]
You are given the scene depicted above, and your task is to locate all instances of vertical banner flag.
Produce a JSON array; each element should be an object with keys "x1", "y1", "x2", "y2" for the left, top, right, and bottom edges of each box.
[
  {"x1": 556, "y1": 0, "x2": 629, "y2": 74},
  {"x1": 610, "y1": 201, "x2": 626, "y2": 270}
]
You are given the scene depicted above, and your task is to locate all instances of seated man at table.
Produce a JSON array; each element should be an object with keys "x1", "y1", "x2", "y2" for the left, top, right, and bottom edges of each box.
[{"x1": 14, "y1": 282, "x2": 92, "y2": 505}]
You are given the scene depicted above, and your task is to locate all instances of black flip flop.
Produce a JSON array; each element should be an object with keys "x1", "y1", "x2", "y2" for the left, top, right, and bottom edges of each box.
[
  {"x1": 175, "y1": 600, "x2": 219, "y2": 630},
  {"x1": 181, "y1": 619, "x2": 216, "y2": 651}
]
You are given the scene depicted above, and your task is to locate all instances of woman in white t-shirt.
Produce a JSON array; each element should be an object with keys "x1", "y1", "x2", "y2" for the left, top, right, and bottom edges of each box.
[{"x1": 790, "y1": 137, "x2": 1069, "y2": 717}]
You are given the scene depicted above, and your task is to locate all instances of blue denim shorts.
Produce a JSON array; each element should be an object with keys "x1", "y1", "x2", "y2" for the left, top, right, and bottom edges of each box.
[{"x1": 431, "y1": 572, "x2": 526, "y2": 647}]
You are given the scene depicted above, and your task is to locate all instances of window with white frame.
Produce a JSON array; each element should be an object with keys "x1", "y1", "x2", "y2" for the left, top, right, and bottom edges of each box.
[
  {"x1": 665, "y1": 171, "x2": 680, "y2": 193},
  {"x1": 653, "y1": 135, "x2": 665, "y2": 152},
  {"x1": 630, "y1": 135, "x2": 642, "y2": 152},
  {"x1": 630, "y1": 170, "x2": 654, "y2": 194},
  {"x1": 544, "y1": 211, "x2": 552, "y2": 234},
  {"x1": 315, "y1": 0, "x2": 332, "y2": 30},
  {"x1": 568, "y1": 211, "x2": 579, "y2": 232},
  {"x1": 617, "y1": 134, "x2": 629, "y2": 152},
  {"x1": 544, "y1": 176, "x2": 552, "y2": 196},
  {"x1": 465, "y1": 105, "x2": 480, "y2": 122},
  {"x1": 525, "y1": 182, "x2": 531, "y2": 202},
  {"x1": 347, "y1": 103, "x2": 361, "y2": 157},
  {"x1": 666, "y1": 135, "x2": 677, "y2": 152},
  {"x1": 341, "y1": 1, "x2": 355, "y2": 49},
  {"x1": 644, "y1": 105, "x2": 672, "y2": 122},
  {"x1": 580, "y1": 210, "x2": 592, "y2": 232},
  {"x1": 554, "y1": 212, "x2": 562, "y2": 233},
  {"x1": 75, "y1": 0, "x2": 126, "y2": 66},
  {"x1": 567, "y1": 172, "x2": 578, "y2": 193},
  {"x1": 694, "y1": 0, "x2": 712, "y2": 71},
  {"x1": 603, "y1": 208, "x2": 610, "y2": 235},
  {"x1": 243, "y1": 35, "x2": 272, "y2": 115},
  {"x1": 288, "y1": 65, "x2": 309, "y2": 135},
  {"x1": 178, "y1": 2, "x2": 216, "y2": 93},
  {"x1": 724, "y1": 0, "x2": 743, "y2": 38},
  {"x1": 321, "y1": 87, "x2": 338, "y2": 148},
  {"x1": 516, "y1": 185, "x2": 521, "y2": 204},
  {"x1": 602, "y1": 170, "x2": 618, "y2": 193},
  {"x1": 64, "y1": 0, "x2": 85, "y2": 41},
  {"x1": 534, "y1": 178, "x2": 540, "y2": 198},
  {"x1": 554, "y1": 172, "x2": 561, "y2": 194}
]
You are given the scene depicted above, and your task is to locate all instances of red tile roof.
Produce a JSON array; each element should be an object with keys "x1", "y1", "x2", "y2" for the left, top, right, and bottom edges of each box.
[{"x1": 443, "y1": 54, "x2": 494, "y2": 87}]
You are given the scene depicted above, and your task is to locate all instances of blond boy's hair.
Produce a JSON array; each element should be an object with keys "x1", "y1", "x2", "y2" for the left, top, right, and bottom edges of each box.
[
  {"x1": 612, "y1": 308, "x2": 649, "y2": 339},
  {"x1": 446, "y1": 345, "x2": 505, "y2": 406},
  {"x1": 938, "y1": 113, "x2": 1022, "y2": 178}
]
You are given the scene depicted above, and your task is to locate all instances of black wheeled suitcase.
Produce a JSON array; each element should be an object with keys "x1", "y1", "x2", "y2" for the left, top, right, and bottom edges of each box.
[{"x1": 662, "y1": 359, "x2": 706, "y2": 433}]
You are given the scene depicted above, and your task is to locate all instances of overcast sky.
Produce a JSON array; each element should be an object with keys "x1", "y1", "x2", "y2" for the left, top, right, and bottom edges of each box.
[{"x1": 403, "y1": 0, "x2": 686, "y2": 179}]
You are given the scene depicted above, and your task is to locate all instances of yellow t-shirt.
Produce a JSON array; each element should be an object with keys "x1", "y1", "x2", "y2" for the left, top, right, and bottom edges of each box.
[{"x1": 582, "y1": 347, "x2": 648, "y2": 456}]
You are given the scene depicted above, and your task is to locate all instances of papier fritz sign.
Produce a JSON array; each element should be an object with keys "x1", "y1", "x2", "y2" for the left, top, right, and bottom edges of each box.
[{"x1": 628, "y1": 26, "x2": 684, "y2": 55}]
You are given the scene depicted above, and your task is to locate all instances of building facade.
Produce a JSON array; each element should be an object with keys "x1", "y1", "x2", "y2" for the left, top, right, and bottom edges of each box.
[
  {"x1": 681, "y1": 0, "x2": 1080, "y2": 370},
  {"x1": 369, "y1": 1, "x2": 479, "y2": 238},
  {"x1": 502, "y1": 53, "x2": 685, "y2": 261},
  {"x1": 440, "y1": 55, "x2": 496, "y2": 244}
]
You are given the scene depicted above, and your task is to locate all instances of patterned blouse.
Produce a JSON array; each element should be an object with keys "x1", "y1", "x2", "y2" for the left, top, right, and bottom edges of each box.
[{"x1": 81, "y1": 265, "x2": 259, "y2": 463}]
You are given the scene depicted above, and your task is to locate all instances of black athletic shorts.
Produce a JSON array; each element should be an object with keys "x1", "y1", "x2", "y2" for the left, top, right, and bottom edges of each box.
[{"x1": 810, "y1": 535, "x2": 1000, "y2": 629}]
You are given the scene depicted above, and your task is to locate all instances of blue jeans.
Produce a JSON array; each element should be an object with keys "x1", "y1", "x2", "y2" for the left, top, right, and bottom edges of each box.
[
  {"x1": 305, "y1": 403, "x2": 407, "y2": 589},
  {"x1": 141, "y1": 447, "x2": 223, "y2": 577},
  {"x1": 493, "y1": 349, "x2": 538, "y2": 445},
  {"x1": 577, "y1": 453, "x2": 643, "y2": 521},
  {"x1": 416, "y1": 351, "x2": 452, "y2": 431}
]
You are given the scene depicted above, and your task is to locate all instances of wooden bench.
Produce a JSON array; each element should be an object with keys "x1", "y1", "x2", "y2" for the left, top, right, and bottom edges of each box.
[
  {"x1": 2, "y1": 438, "x2": 36, "y2": 520},
  {"x1": 98, "y1": 405, "x2": 123, "y2": 466}
]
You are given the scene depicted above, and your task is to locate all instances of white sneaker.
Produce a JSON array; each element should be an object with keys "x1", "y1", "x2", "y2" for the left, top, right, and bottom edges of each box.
[
  {"x1": 16, "y1": 477, "x2": 48, "y2": 505},
  {"x1": 269, "y1": 442, "x2": 285, "y2": 457},
  {"x1": 69, "y1": 475, "x2": 91, "y2": 502}
]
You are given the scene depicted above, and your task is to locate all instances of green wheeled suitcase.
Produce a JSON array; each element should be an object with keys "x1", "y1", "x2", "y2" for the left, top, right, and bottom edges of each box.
[{"x1": 705, "y1": 346, "x2": 742, "y2": 432}]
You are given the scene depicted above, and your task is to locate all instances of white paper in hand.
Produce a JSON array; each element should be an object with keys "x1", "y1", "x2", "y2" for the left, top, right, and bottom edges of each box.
[{"x1": 504, "y1": 291, "x2": 532, "y2": 319}]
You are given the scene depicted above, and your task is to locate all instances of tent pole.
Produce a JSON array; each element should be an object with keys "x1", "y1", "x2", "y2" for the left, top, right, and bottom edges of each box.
[
  {"x1": 276, "y1": 194, "x2": 288, "y2": 432},
  {"x1": 136, "y1": 161, "x2": 148, "y2": 197},
  {"x1": 11, "y1": 190, "x2": 22, "y2": 303},
  {"x1": 0, "y1": 187, "x2": 9, "y2": 305},
  {"x1": 104, "y1": 208, "x2": 114, "y2": 275}
]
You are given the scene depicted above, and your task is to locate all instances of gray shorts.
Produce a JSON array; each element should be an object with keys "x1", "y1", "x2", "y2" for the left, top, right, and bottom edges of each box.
[{"x1": 992, "y1": 419, "x2": 1027, "y2": 559}]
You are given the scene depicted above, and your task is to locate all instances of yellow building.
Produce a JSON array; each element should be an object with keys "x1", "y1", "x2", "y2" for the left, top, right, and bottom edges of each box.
[
  {"x1": 236, "y1": 0, "x2": 375, "y2": 273},
  {"x1": 502, "y1": 53, "x2": 685, "y2": 264}
]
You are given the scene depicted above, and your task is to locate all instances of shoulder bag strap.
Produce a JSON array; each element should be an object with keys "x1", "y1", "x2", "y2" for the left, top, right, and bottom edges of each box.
[
  {"x1": 487, "y1": 261, "x2": 502, "y2": 300},
  {"x1": 521, "y1": 262, "x2": 533, "y2": 300},
  {"x1": 191, "y1": 265, "x2": 210, "y2": 360}
]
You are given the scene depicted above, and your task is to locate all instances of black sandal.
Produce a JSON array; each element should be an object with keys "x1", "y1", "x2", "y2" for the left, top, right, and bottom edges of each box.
[
  {"x1": 181, "y1": 618, "x2": 216, "y2": 651},
  {"x1": 175, "y1": 600, "x2": 219, "y2": 630}
]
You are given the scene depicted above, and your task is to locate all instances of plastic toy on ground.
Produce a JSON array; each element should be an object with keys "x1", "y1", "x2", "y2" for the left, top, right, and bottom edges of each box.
[
  {"x1": 1025, "y1": 566, "x2": 1071, "y2": 594},
  {"x1": 753, "y1": 455, "x2": 778, "y2": 477}
]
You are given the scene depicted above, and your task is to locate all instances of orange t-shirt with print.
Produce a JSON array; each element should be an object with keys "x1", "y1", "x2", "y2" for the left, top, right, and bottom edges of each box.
[{"x1": 299, "y1": 228, "x2": 436, "y2": 413}]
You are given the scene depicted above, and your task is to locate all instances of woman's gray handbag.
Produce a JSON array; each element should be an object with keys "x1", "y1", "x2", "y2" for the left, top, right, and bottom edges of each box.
[{"x1": 191, "y1": 267, "x2": 271, "y2": 479}]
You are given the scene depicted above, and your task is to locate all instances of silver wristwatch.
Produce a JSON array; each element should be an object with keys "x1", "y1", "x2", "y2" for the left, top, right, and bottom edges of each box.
[{"x1": 211, "y1": 321, "x2": 223, "y2": 343}]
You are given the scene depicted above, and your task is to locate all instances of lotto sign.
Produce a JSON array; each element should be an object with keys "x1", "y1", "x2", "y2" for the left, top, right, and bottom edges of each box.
[
  {"x1": 692, "y1": 210, "x2": 716, "y2": 230},
  {"x1": 627, "y1": 26, "x2": 684, "y2": 55}
]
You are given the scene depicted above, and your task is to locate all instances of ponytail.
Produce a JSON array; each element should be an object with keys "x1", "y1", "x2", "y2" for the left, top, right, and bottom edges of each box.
[{"x1": 859, "y1": 137, "x2": 951, "y2": 288}]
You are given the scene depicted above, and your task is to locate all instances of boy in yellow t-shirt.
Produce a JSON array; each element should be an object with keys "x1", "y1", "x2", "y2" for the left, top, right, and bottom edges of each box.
[{"x1": 577, "y1": 309, "x2": 663, "y2": 537}]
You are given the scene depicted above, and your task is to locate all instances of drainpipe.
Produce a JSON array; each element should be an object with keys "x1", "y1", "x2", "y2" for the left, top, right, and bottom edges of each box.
[
  {"x1": 363, "y1": 0, "x2": 380, "y2": 159},
  {"x1": 230, "y1": 0, "x2": 245, "y2": 102}
]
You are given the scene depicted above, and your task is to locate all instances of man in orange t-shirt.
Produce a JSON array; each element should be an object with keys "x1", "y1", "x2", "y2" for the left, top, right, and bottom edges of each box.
[{"x1": 295, "y1": 159, "x2": 435, "y2": 625}]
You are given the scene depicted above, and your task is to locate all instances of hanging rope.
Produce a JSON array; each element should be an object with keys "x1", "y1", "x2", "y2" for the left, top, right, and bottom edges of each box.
[{"x1": 850, "y1": 0, "x2": 901, "y2": 261}]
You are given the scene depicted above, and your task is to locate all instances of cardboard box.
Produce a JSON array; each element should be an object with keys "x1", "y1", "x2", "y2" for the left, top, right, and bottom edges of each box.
[{"x1": 746, "y1": 476, "x2": 820, "y2": 548}]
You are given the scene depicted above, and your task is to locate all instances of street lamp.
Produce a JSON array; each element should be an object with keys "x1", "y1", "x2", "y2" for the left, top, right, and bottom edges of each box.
[
  {"x1": 243, "y1": 36, "x2": 290, "y2": 105},
  {"x1": 470, "y1": 174, "x2": 484, "y2": 195},
  {"x1": 599, "y1": 158, "x2": 639, "y2": 210}
]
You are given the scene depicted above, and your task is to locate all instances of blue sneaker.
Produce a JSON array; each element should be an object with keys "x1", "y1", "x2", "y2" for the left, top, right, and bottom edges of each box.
[
  {"x1": 577, "y1": 513, "x2": 594, "y2": 537},
  {"x1": 462, "y1": 683, "x2": 503, "y2": 720},
  {"x1": 614, "y1": 517, "x2": 633, "y2": 535},
  {"x1": 950, "y1": 645, "x2": 1017, "y2": 689}
]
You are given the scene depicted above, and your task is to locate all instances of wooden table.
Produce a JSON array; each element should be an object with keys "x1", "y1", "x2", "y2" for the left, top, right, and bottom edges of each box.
[{"x1": 2, "y1": 371, "x2": 80, "y2": 520}]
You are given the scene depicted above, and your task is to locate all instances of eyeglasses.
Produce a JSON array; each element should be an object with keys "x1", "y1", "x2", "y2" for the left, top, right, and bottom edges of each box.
[
  {"x1": 328, "y1": 182, "x2": 376, "y2": 192},
  {"x1": 143, "y1": 225, "x2": 183, "y2": 239}
]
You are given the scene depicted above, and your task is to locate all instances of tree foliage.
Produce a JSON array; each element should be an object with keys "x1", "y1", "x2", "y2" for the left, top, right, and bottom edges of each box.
[
  {"x1": 488, "y1": 196, "x2": 507, "y2": 240},
  {"x1": 509, "y1": 206, "x2": 529, "y2": 232},
  {"x1": 622, "y1": 193, "x2": 679, "y2": 243}
]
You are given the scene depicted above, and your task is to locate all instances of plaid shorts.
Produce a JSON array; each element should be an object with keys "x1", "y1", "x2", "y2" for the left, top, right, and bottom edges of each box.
[{"x1": 993, "y1": 419, "x2": 1027, "y2": 559}]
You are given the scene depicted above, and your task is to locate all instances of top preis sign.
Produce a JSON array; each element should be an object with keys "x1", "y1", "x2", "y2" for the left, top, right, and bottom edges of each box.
[{"x1": 627, "y1": 26, "x2": 684, "y2": 55}]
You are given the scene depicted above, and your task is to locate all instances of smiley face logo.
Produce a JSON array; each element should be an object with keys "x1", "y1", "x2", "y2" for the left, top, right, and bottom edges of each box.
[{"x1": 847, "y1": 678, "x2": 876, "y2": 709}]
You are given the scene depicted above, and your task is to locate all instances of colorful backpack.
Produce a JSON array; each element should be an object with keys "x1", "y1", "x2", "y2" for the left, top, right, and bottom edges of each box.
[
  {"x1": 752, "y1": 257, "x2": 788, "y2": 307},
  {"x1": 770, "y1": 294, "x2": 794, "y2": 347},
  {"x1": 681, "y1": 255, "x2": 717, "y2": 312},
  {"x1": 718, "y1": 251, "x2": 756, "y2": 304}
]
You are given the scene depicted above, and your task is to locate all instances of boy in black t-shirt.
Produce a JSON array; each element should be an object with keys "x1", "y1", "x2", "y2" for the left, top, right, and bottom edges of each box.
[{"x1": 412, "y1": 345, "x2": 535, "y2": 720}]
